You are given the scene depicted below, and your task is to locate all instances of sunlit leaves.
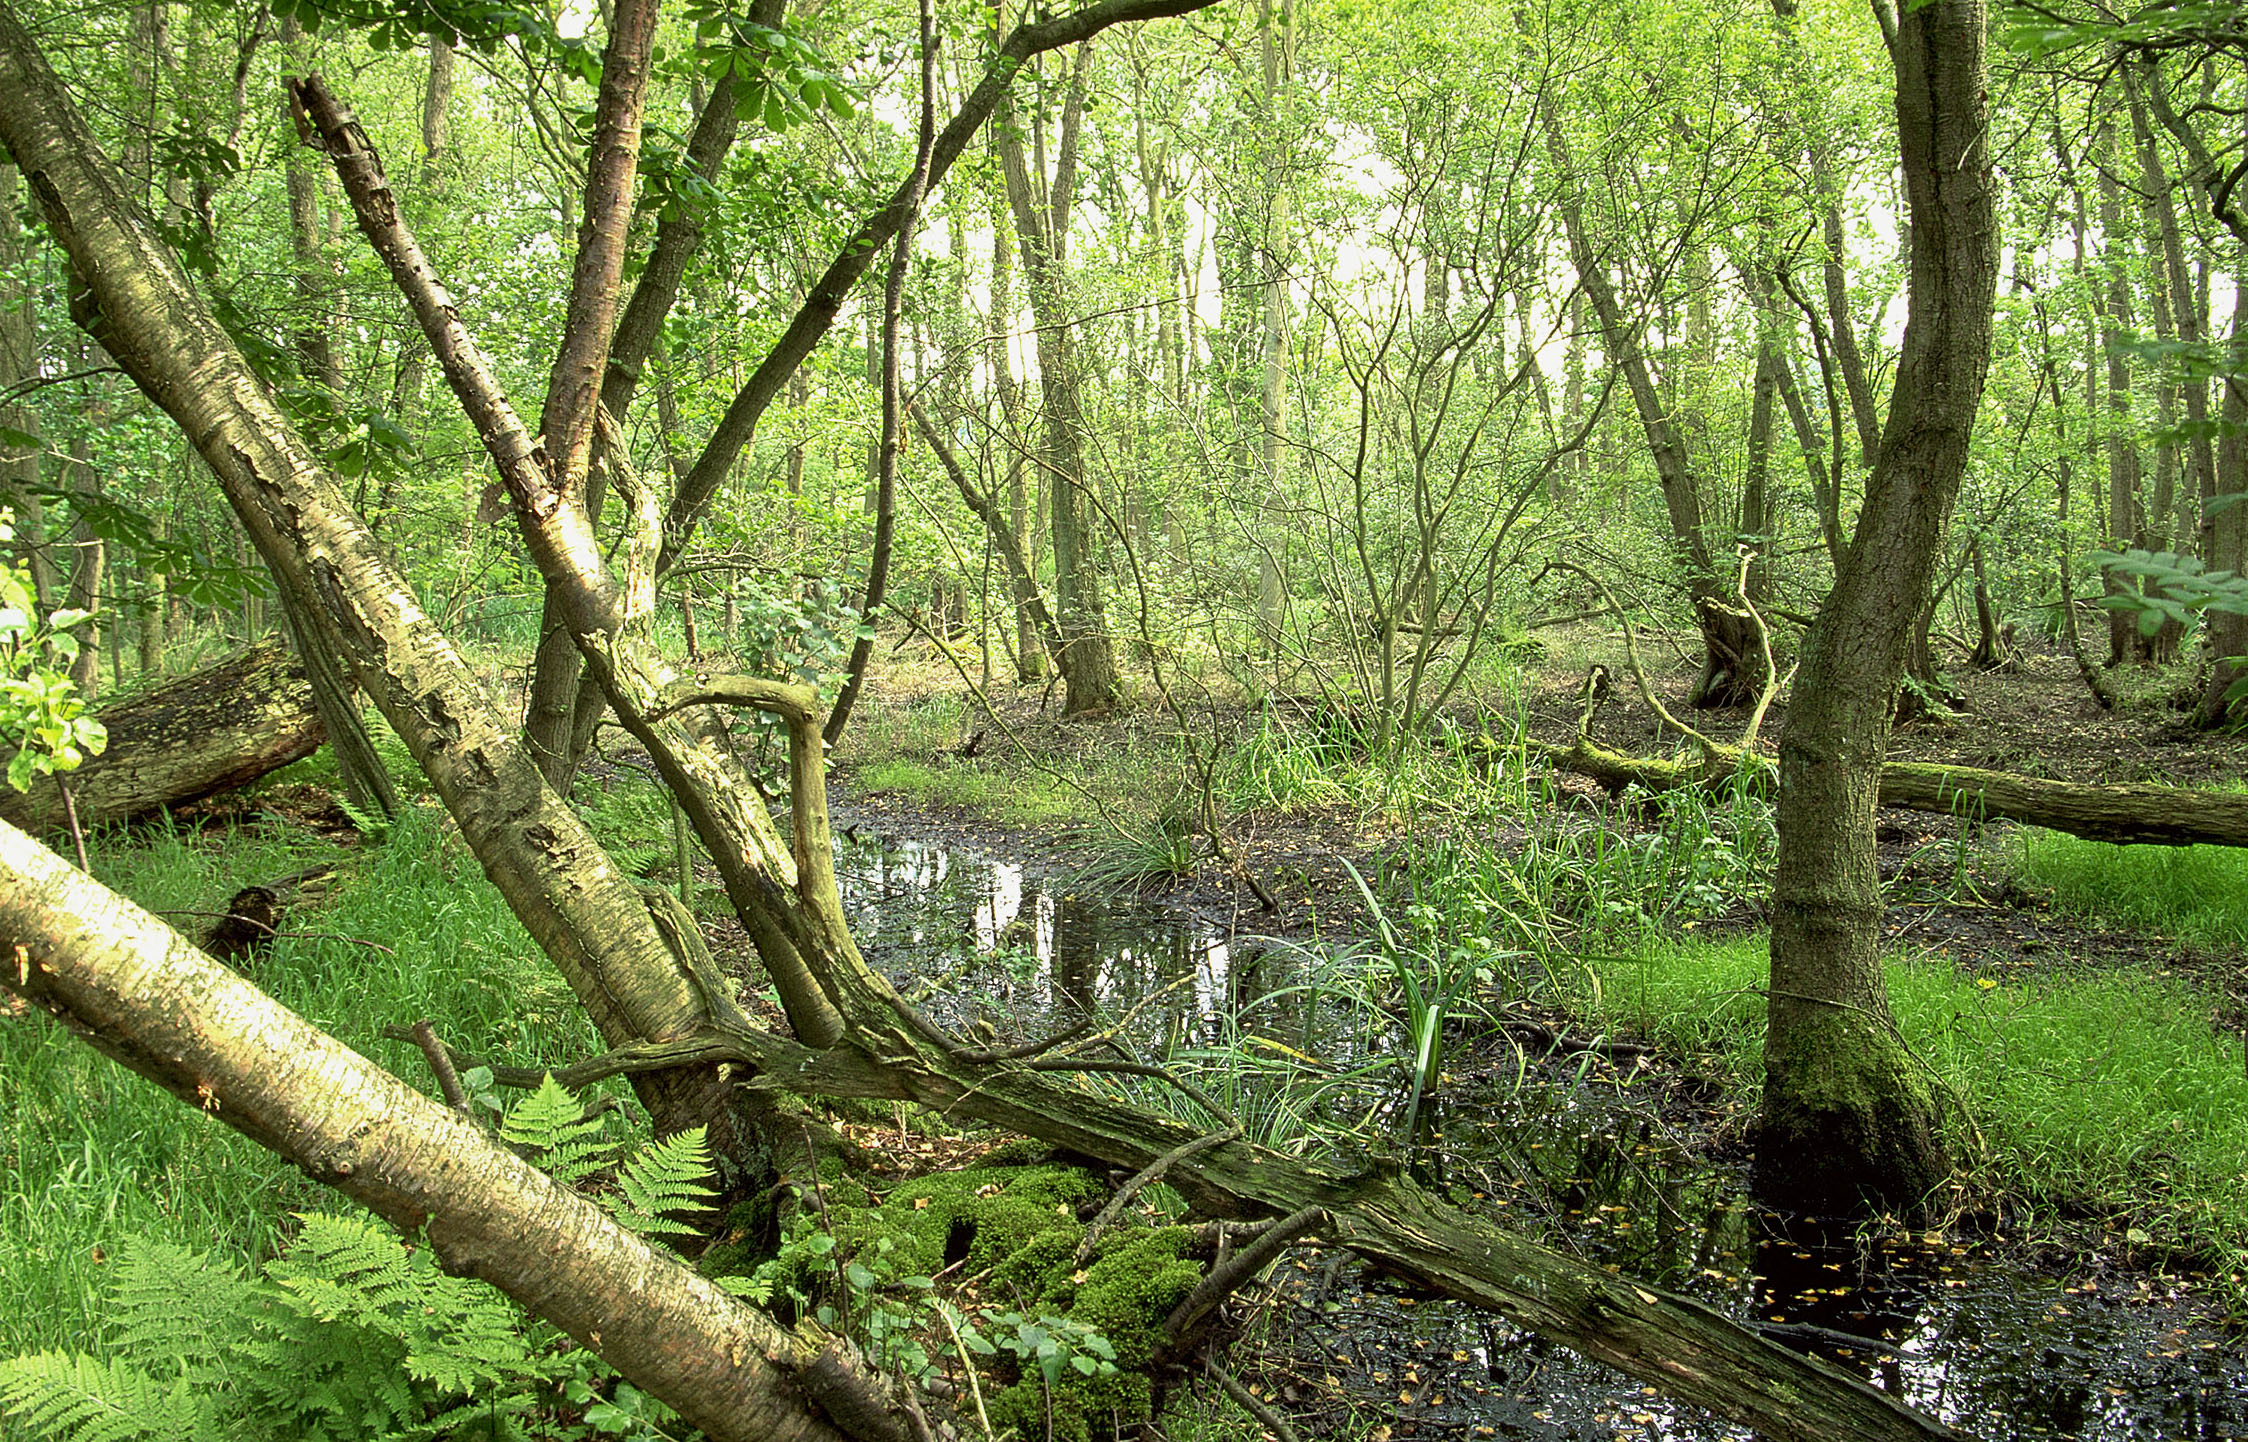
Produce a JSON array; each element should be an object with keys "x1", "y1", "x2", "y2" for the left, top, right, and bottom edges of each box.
[
  {"x1": 679, "y1": 2, "x2": 858, "y2": 133},
  {"x1": 272, "y1": 0, "x2": 602, "y2": 84},
  {"x1": 0, "y1": 512, "x2": 106, "y2": 793}
]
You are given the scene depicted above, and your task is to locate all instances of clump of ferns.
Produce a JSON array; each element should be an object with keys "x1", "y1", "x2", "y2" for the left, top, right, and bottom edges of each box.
[{"x1": 1, "y1": 1077, "x2": 719, "y2": 1442}]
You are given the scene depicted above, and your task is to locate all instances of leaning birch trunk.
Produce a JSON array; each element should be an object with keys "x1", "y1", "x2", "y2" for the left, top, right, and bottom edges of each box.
[
  {"x1": 0, "y1": 820, "x2": 860, "y2": 1442},
  {"x1": 0, "y1": 2, "x2": 746, "y2": 1148}
]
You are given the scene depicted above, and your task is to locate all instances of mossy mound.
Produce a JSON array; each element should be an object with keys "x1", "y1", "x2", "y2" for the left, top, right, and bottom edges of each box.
[{"x1": 701, "y1": 1153, "x2": 1201, "y2": 1442}]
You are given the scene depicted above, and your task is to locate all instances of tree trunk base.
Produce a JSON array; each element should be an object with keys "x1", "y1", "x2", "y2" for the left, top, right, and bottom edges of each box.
[{"x1": 1755, "y1": 1006, "x2": 1948, "y2": 1223}]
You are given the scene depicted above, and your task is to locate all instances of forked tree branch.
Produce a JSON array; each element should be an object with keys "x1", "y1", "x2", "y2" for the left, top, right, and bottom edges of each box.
[{"x1": 288, "y1": 73, "x2": 618, "y2": 638}]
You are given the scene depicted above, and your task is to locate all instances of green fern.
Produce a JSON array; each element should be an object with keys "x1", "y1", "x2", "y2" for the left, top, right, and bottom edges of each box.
[
  {"x1": 4, "y1": 1213, "x2": 550, "y2": 1442},
  {"x1": 262, "y1": 1213, "x2": 535, "y2": 1398},
  {"x1": 499, "y1": 1073, "x2": 615, "y2": 1185},
  {"x1": 109, "y1": 1236, "x2": 258, "y2": 1375},
  {"x1": 612, "y1": 1127, "x2": 719, "y2": 1238},
  {"x1": 332, "y1": 789, "x2": 391, "y2": 842},
  {"x1": 0, "y1": 1352, "x2": 213, "y2": 1442}
]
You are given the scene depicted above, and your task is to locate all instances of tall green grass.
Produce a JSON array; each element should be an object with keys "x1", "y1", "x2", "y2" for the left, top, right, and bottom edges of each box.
[
  {"x1": 0, "y1": 806, "x2": 607, "y2": 1353},
  {"x1": 2013, "y1": 829, "x2": 2248, "y2": 954}
]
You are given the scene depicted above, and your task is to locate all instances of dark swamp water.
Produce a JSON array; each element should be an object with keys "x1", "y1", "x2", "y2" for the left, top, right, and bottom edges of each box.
[{"x1": 833, "y1": 833, "x2": 2248, "y2": 1441}]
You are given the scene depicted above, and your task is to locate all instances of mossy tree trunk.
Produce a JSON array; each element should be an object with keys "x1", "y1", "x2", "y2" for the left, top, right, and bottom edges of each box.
[
  {"x1": 1757, "y1": 0, "x2": 1997, "y2": 1221},
  {"x1": 0, "y1": 640, "x2": 323, "y2": 832}
]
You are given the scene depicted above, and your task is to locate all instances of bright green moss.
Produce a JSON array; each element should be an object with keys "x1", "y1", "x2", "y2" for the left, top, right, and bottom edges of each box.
[{"x1": 700, "y1": 1157, "x2": 1201, "y2": 1442}]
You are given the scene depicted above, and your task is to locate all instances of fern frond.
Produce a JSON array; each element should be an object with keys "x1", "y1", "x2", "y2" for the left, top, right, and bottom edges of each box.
[
  {"x1": 263, "y1": 1213, "x2": 536, "y2": 1398},
  {"x1": 266, "y1": 1212, "x2": 422, "y2": 1328},
  {"x1": 332, "y1": 790, "x2": 389, "y2": 841},
  {"x1": 499, "y1": 1074, "x2": 613, "y2": 1185},
  {"x1": 714, "y1": 1272, "x2": 772, "y2": 1303},
  {"x1": 0, "y1": 1352, "x2": 206, "y2": 1442},
  {"x1": 110, "y1": 1235, "x2": 257, "y2": 1372},
  {"x1": 612, "y1": 1127, "x2": 718, "y2": 1238}
]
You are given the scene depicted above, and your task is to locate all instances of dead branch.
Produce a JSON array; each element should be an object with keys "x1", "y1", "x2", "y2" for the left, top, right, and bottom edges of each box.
[{"x1": 1160, "y1": 1206, "x2": 1327, "y2": 1356}]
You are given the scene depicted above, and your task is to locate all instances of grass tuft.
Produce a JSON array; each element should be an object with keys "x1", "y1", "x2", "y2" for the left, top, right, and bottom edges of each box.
[{"x1": 2012, "y1": 829, "x2": 2248, "y2": 954}]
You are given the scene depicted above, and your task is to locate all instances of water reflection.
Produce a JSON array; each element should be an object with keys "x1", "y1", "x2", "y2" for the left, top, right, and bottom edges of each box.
[
  {"x1": 835, "y1": 834, "x2": 1238, "y2": 1040},
  {"x1": 834, "y1": 832, "x2": 2246, "y2": 1440}
]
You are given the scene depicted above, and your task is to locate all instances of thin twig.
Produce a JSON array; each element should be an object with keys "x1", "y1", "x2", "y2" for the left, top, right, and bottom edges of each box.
[
  {"x1": 949, "y1": 1018, "x2": 1091, "y2": 1063},
  {"x1": 1536, "y1": 559, "x2": 1719, "y2": 754},
  {"x1": 933, "y1": 1302, "x2": 996, "y2": 1442},
  {"x1": 58, "y1": 779, "x2": 87, "y2": 872},
  {"x1": 1022, "y1": 1055, "x2": 1237, "y2": 1129},
  {"x1": 1162, "y1": 1205, "x2": 1326, "y2": 1352},
  {"x1": 1205, "y1": 1360, "x2": 1304, "y2": 1442},
  {"x1": 410, "y1": 1018, "x2": 473, "y2": 1113},
  {"x1": 1074, "y1": 1126, "x2": 1241, "y2": 1266}
]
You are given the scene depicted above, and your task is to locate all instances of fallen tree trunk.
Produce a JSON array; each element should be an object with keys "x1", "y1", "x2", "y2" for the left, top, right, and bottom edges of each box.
[
  {"x1": 1522, "y1": 735, "x2": 2248, "y2": 848},
  {"x1": 0, "y1": 640, "x2": 325, "y2": 832},
  {"x1": 534, "y1": 1015, "x2": 1963, "y2": 1442}
]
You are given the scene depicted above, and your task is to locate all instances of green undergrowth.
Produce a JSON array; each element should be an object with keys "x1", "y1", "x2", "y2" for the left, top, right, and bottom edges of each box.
[
  {"x1": 1574, "y1": 936, "x2": 2248, "y2": 1294},
  {"x1": 704, "y1": 1154, "x2": 1199, "y2": 1442},
  {"x1": 2012, "y1": 827, "x2": 2248, "y2": 954},
  {"x1": 854, "y1": 757, "x2": 1078, "y2": 825},
  {"x1": 0, "y1": 804, "x2": 613, "y2": 1355}
]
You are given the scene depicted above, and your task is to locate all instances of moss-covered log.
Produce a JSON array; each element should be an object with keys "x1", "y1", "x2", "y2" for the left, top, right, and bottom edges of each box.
[
  {"x1": 0, "y1": 640, "x2": 323, "y2": 832},
  {"x1": 1522, "y1": 735, "x2": 2248, "y2": 848},
  {"x1": 589, "y1": 1016, "x2": 1964, "y2": 1442}
]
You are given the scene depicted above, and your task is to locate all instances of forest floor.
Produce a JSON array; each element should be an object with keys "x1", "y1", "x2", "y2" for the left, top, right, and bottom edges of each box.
[
  {"x1": 830, "y1": 625, "x2": 2248, "y2": 989},
  {"x1": 19, "y1": 628, "x2": 2246, "y2": 1438},
  {"x1": 816, "y1": 629, "x2": 2248, "y2": 1436}
]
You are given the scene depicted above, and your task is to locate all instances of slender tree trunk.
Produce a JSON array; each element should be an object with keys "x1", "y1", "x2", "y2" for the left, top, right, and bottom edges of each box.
[
  {"x1": 1253, "y1": 0, "x2": 1292, "y2": 639},
  {"x1": 1550, "y1": 154, "x2": 1763, "y2": 707},
  {"x1": 523, "y1": 49, "x2": 749, "y2": 791},
  {"x1": 985, "y1": 203, "x2": 1044, "y2": 682},
  {"x1": 2198, "y1": 257, "x2": 2248, "y2": 725},
  {"x1": 62, "y1": 433, "x2": 101, "y2": 700},
  {"x1": 1757, "y1": 0, "x2": 1995, "y2": 1222},
  {"x1": 0, "y1": 159, "x2": 49, "y2": 607},
  {"x1": 2091, "y1": 105, "x2": 2148, "y2": 664},
  {"x1": 2126, "y1": 68, "x2": 2218, "y2": 560},
  {"x1": 994, "y1": 39, "x2": 1118, "y2": 713},
  {"x1": 1770, "y1": 0, "x2": 1881, "y2": 466}
]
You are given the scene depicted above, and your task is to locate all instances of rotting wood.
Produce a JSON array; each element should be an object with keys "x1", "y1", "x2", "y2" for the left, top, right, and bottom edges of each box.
[
  {"x1": 1517, "y1": 732, "x2": 2248, "y2": 848},
  {"x1": 0, "y1": 639, "x2": 322, "y2": 832}
]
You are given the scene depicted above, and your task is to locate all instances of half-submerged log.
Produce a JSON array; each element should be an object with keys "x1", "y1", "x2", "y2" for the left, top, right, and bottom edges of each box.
[
  {"x1": 1523, "y1": 734, "x2": 2248, "y2": 848},
  {"x1": 0, "y1": 640, "x2": 325, "y2": 832}
]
